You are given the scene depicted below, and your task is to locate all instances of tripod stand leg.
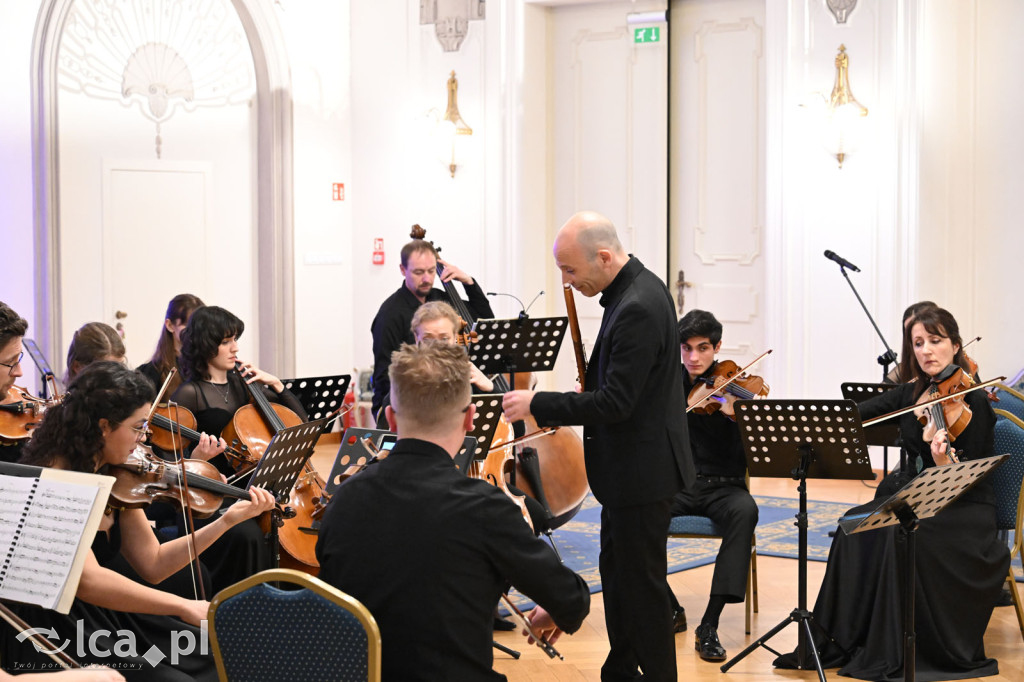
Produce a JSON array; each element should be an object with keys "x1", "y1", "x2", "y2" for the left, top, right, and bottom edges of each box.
[
  {"x1": 720, "y1": 613, "x2": 795, "y2": 672},
  {"x1": 800, "y1": 616, "x2": 827, "y2": 682}
]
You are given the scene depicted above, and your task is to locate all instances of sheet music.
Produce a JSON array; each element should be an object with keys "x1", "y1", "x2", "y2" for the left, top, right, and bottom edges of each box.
[{"x1": 0, "y1": 467, "x2": 112, "y2": 613}]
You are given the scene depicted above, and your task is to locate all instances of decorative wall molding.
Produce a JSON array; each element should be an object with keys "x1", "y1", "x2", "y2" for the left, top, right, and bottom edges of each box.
[
  {"x1": 420, "y1": 0, "x2": 485, "y2": 52},
  {"x1": 58, "y1": 0, "x2": 255, "y2": 158},
  {"x1": 32, "y1": 0, "x2": 295, "y2": 377},
  {"x1": 693, "y1": 18, "x2": 763, "y2": 265},
  {"x1": 826, "y1": 0, "x2": 858, "y2": 24}
]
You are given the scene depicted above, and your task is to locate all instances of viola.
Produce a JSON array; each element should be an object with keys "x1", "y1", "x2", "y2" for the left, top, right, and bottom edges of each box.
[
  {"x1": 687, "y1": 351, "x2": 772, "y2": 416},
  {"x1": 222, "y1": 362, "x2": 324, "y2": 575},
  {"x1": 0, "y1": 385, "x2": 59, "y2": 442},
  {"x1": 105, "y1": 447, "x2": 252, "y2": 518},
  {"x1": 912, "y1": 366, "x2": 973, "y2": 462},
  {"x1": 148, "y1": 402, "x2": 255, "y2": 469}
]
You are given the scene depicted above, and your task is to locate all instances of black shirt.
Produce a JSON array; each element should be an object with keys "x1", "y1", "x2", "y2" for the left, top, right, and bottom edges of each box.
[
  {"x1": 683, "y1": 364, "x2": 747, "y2": 478},
  {"x1": 316, "y1": 438, "x2": 590, "y2": 681},
  {"x1": 370, "y1": 282, "x2": 493, "y2": 414}
]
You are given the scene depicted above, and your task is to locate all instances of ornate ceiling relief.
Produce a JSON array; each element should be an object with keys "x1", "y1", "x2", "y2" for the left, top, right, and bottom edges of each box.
[
  {"x1": 420, "y1": 0, "x2": 485, "y2": 53},
  {"x1": 58, "y1": 0, "x2": 256, "y2": 157}
]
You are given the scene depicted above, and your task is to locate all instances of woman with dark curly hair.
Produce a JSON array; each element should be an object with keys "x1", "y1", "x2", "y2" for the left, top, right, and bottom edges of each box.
[
  {"x1": 2, "y1": 361, "x2": 275, "y2": 679},
  {"x1": 169, "y1": 305, "x2": 306, "y2": 590}
]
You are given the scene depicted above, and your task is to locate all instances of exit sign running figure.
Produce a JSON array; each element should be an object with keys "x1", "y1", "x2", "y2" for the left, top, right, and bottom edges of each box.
[{"x1": 634, "y1": 27, "x2": 660, "y2": 44}]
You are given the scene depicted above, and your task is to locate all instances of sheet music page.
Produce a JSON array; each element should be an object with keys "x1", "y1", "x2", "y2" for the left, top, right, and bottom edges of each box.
[{"x1": 0, "y1": 469, "x2": 112, "y2": 614}]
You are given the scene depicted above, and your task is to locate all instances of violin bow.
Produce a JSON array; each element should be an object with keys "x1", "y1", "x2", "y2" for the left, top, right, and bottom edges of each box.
[
  {"x1": 499, "y1": 594, "x2": 564, "y2": 660},
  {"x1": 861, "y1": 375, "x2": 1005, "y2": 428},
  {"x1": 685, "y1": 349, "x2": 773, "y2": 413},
  {"x1": 0, "y1": 602, "x2": 81, "y2": 669},
  {"x1": 485, "y1": 427, "x2": 558, "y2": 453},
  {"x1": 150, "y1": 369, "x2": 206, "y2": 601}
]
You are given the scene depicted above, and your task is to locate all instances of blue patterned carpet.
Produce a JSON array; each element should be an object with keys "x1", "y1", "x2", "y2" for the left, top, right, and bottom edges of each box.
[{"x1": 507, "y1": 494, "x2": 851, "y2": 609}]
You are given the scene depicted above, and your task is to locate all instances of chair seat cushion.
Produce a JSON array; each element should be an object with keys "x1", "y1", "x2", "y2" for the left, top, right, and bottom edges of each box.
[{"x1": 668, "y1": 515, "x2": 722, "y2": 536}]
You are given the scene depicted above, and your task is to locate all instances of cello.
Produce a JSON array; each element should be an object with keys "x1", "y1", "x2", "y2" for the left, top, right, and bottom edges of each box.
[
  {"x1": 222, "y1": 363, "x2": 325, "y2": 575},
  {"x1": 411, "y1": 224, "x2": 589, "y2": 527}
]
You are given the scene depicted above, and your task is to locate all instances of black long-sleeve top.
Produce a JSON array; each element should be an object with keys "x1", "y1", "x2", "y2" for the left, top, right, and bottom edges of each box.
[
  {"x1": 857, "y1": 376, "x2": 996, "y2": 505},
  {"x1": 370, "y1": 282, "x2": 493, "y2": 414},
  {"x1": 316, "y1": 438, "x2": 590, "y2": 682},
  {"x1": 683, "y1": 366, "x2": 746, "y2": 478}
]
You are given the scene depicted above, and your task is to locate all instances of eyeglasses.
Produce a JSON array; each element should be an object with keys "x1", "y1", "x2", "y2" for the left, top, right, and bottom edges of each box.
[
  {"x1": 130, "y1": 422, "x2": 153, "y2": 442},
  {"x1": 0, "y1": 351, "x2": 23, "y2": 376}
]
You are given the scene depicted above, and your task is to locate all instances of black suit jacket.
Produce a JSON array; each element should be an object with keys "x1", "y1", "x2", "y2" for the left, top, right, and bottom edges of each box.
[{"x1": 531, "y1": 257, "x2": 693, "y2": 506}]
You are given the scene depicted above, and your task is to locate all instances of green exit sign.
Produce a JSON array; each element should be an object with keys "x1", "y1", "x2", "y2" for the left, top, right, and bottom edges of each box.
[{"x1": 634, "y1": 27, "x2": 661, "y2": 44}]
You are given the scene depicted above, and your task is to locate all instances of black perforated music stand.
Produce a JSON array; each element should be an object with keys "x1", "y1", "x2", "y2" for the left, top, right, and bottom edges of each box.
[
  {"x1": 842, "y1": 382, "x2": 902, "y2": 476},
  {"x1": 282, "y1": 374, "x2": 351, "y2": 430},
  {"x1": 721, "y1": 399, "x2": 874, "y2": 681},
  {"x1": 245, "y1": 417, "x2": 329, "y2": 567},
  {"x1": 465, "y1": 394, "x2": 507, "y2": 460},
  {"x1": 837, "y1": 454, "x2": 1007, "y2": 682},
  {"x1": 22, "y1": 338, "x2": 61, "y2": 399},
  {"x1": 468, "y1": 317, "x2": 568, "y2": 390}
]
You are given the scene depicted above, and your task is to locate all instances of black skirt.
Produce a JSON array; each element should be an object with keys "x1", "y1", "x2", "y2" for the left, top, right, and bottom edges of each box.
[{"x1": 775, "y1": 494, "x2": 1009, "y2": 681}]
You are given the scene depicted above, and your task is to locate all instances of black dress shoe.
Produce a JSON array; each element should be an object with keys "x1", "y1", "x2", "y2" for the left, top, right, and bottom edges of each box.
[
  {"x1": 493, "y1": 616, "x2": 517, "y2": 631},
  {"x1": 672, "y1": 606, "x2": 687, "y2": 633},
  {"x1": 694, "y1": 623, "x2": 726, "y2": 661}
]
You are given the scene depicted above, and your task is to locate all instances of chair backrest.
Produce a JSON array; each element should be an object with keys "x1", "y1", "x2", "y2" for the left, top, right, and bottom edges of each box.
[
  {"x1": 209, "y1": 568, "x2": 381, "y2": 682},
  {"x1": 991, "y1": 419, "x2": 1024, "y2": 532},
  {"x1": 994, "y1": 384, "x2": 1024, "y2": 423}
]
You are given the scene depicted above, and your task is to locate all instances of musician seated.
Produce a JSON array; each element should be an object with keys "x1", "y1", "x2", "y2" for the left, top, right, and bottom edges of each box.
[
  {"x1": 0, "y1": 301, "x2": 29, "y2": 463},
  {"x1": 775, "y1": 306, "x2": 1009, "y2": 680},
  {"x1": 316, "y1": 343, "x2": 590, "y2": 681},
  {"x1": 668, "y1": 310, "x2": 759, "y2": 662},
  {"x1": 3, "y1": 361, "x2": 274, "y2": 679}
]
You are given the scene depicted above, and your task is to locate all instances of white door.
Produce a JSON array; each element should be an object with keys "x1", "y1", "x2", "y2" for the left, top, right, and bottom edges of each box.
[
  {"x1": 670, "y1": 0, "x2": 767, "y2": 367},
  {"x1": 101, "y1": 161, "x2": 212, "y2": 369}
]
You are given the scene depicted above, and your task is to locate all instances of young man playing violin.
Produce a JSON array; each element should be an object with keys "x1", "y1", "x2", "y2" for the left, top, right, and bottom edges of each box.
[
  {"x1": 317, "y1": 343, "x2": 590, "y2": 681},
  {"x1": 670, "y1": 309, "x2": 758, "y2": 662},
  {"x1": 369, "y1": 238, "x2": 493, "y2": 417},
  {"x1": 0, "y1": 301, "x2": 29, "y2": 463}
]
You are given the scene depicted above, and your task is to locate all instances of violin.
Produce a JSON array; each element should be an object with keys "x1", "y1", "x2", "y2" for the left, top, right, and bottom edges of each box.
[
  {"x1": 687, "y1": 351, "x2": 772, "y2": 417},
  {"x1": 148, "y1": 402, "x2": 255, "y2": 470},
  {"x1": 105, "y1": 447, "x2": 252, "y2": 518},
  {"x1": 912, "y1": 367, "x2": 973, "y2": 462},
  {"x1": 0, "y1": 385, "x2": 60, "y2": 442}
]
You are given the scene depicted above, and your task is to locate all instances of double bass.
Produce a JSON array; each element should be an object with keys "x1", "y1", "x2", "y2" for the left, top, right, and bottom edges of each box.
[{"x1": 410, "y1": 224, "x2": 590, "y2": 527}]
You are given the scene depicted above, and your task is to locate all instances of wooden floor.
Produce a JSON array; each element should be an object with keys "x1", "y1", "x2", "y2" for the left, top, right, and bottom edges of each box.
[{"x1": 310, "y1": 438, "x2": 1024, "y2": 682}]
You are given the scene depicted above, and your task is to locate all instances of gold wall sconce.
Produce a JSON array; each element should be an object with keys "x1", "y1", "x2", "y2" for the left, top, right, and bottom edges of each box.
[
  {"x1": 822, "y1": 45, "x2": 868, "y2": 168},
  {"x1": 435, "y1": 70, "x2": 473, "y2": 178}
]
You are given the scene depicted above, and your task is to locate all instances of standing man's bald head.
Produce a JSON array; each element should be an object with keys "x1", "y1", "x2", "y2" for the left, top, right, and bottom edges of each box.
[{"x1": 553, "y1": 211, "x2": 629, "y2": 297}]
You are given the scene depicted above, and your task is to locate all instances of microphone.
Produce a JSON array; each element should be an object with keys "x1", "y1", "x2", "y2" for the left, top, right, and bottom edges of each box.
[
  {"x1": 824, "y1": 250, "x2": 861, "y2": 273},
  {"x1": 487, "y1": 290, "x2": 545, "y2": 321}
]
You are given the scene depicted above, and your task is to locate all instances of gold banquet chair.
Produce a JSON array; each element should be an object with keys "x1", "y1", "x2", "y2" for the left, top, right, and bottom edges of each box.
[{"x1": 209, "y1": 568, "x2": 381, "y2": 681}]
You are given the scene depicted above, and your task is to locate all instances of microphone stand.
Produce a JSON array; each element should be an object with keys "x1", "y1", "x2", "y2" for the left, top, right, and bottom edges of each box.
[{"x1": 834, "y1": 265, "x2": 898, "y2": 382}]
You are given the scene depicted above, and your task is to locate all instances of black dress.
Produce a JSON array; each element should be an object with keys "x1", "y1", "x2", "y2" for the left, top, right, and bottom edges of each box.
[
  {"x1": 0, "y1": 512, "x2": 216, "y2": 680},
  {"x1": 168, "y1": 374, "x2": 306, "y2": 592},
  {"x1": 775, "y1": 380, "x2": 1010, "y2": 681}
]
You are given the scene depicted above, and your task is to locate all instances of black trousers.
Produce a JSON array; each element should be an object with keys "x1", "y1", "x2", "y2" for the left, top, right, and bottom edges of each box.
[
  {"x1": 600, "y1": 497, "x2": 676, "y2": 682},
  {"x1": 671, "y1": 478, "x2": 758, "y2": 602}
]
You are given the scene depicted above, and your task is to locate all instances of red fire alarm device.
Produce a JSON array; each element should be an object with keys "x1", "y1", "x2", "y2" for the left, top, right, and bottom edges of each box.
[
  {"x1": 372, "y1": 238, "x2": 385, "y2": 265},
  {"x1": 332, "y1": 183, "x2": 345, "y2": 201}
]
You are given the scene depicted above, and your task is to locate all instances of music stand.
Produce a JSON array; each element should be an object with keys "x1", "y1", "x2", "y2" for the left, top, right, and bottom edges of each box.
[
  {"x1": 468, "y1": 317, "x2": 568, "y2": 390},
  {"x1": 282, "y1": 374, "x2": 352, "y2": 431},
  {"x1": 245, "y1": 417, "x2": 329, "y2": 567},
  {"x1": 838, "y1": 455, "x2": 1008, "y2": 682},
  {"x1": 721, "y1": 399, "x2": 874, "y2": 681},
  {"x1": 841, "y1": 382, "x2": 902, "y2": 477},
  {"x1": 22, "y1": 338, "x2": 61, "y2": 399}
]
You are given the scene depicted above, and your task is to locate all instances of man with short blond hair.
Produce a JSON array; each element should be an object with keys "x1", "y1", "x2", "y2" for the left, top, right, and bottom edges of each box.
[{"x1": 317, "y1": 342, "x2": 590, "y2": 681}]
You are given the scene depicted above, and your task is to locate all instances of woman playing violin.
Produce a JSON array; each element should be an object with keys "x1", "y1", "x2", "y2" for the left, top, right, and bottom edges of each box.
[
  {"x1": 776, "y1": 306, "x2": 1010, "y2": 681},
  {"x1": 2, "y1": 361, "x2": 274, "y2": 679}
]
